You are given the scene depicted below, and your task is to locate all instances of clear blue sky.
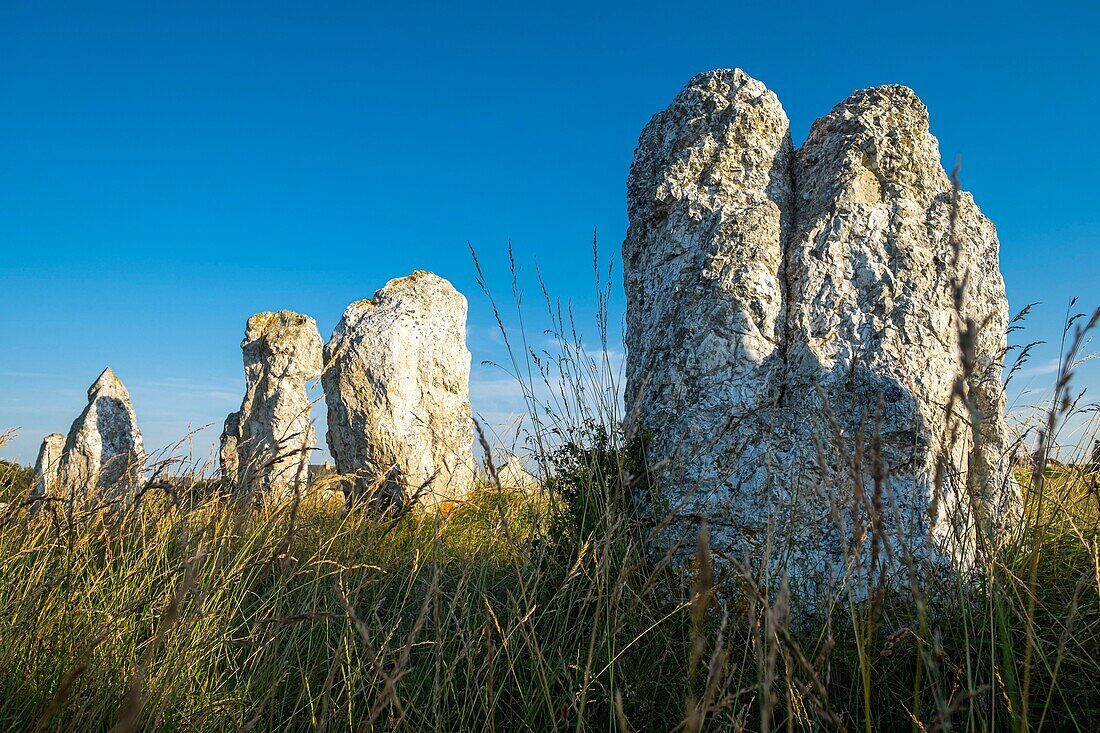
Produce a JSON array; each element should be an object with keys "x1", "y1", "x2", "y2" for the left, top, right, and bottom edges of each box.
[{"x1": 2, "y1": 1, "x2": 1098, "y2": 465}]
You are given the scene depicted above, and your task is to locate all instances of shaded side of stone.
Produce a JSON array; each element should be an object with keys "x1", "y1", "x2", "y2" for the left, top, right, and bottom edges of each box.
[
  {"x1": 58, "y1": 367, "x2": 145, "y2": 503},
  {"x1": 218, "y1": 411, "x2": 241, "y2": 483}
]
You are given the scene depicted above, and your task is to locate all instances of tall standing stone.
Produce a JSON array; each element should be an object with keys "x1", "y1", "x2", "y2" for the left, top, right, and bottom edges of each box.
[
  {"x1": 623, "y1": 70, "x2": 1015, "y2": 592},
  {"x1": 30, "y1": 433, "x2": 65, "y2": 503},
  {"x1": 57, "y1": 368, "x2": 145, "y2": 502},
  {"x1": 322, "y1": 271, "x2": 474, "y2": 509},
  {"x1": 624, "y1": 69, "x2": 795, "y2": 577},
  {"x1": 787, "y1": 85, "x2": 1013, "y2": 568},
  {"x1": 225, "y1": 311, "x2": 322, "y2": 500}
]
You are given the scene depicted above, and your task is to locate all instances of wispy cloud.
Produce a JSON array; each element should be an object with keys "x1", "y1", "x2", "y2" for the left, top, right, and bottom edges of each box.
[{"x1": 1015, "y1": 357, "x2": 1063, "y2": 379}]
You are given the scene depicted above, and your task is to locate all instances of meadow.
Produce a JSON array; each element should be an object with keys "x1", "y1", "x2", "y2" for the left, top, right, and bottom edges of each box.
[{"x1": 1, "y1": 265, "x2": 1097, "y2": 732}]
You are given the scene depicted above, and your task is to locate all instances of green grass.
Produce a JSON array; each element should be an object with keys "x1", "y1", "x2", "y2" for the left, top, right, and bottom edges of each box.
[
  {"x1": 0, "y1": 441, "x2": 1097, "y2": 731},
  {"x1": 1, "y1": 248, "x2": 1097, "y2": 731}
]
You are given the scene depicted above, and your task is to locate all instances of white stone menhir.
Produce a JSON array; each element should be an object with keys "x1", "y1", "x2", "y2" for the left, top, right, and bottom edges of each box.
[
  {"x1": 220, "y1": 310, "x2": 323, "y2": 500},
  {"x1": 30, "y1": 432, "x2": 65, "y2": 504},
  {"x1": 623, "y1": 69, "x2": 1015, "y2": 592},
  {"x1": 57, "y1": 367, "x2": 145, "y2": 502},
  {"x1": 322, "y1": 271, "x2": 474, "y2": 509}
]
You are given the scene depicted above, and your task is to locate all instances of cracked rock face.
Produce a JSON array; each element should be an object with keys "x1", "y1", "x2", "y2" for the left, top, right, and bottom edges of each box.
[
  {"x1": 225, "y1": 311, "x2": 323, "y2": 500},
  {"x1": 58, "y1": 368, "x2": 145, "y2": 501},
  {"x1": 623, "y1": 70, "x2": 1015, "y2": 591},
  {"x1": 30, "y1": 433, "x2": 65, "y2": 502},
  {"x1": 322, "y1": 271, "x2": 474, "y2": 509}
]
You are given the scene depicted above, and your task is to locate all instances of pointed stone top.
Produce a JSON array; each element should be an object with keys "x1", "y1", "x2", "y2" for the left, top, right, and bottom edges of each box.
[
  {"x1": 808, "y1": 84, "x2": 932, "y2": 132},
  {"x1": 31, "y1": 433, "x2": 67, "y2": 501},
  {"x1": 657, "y1": 68, "x2": 781, "y2": 119},
  {"x1": 627, "y1": 67, "x2": 793, "y2": 258},
  {"x1": 88, "y1": 367, "x2": 130, "y2": 401},
  {"x1": 833, "y1": 84, "x2": 925, "y2": 116},
  {"x1": 35, "y1": 433, "x2": 65, "y2": 462},
  {"x1": 682, "y1": 67, "x2": 760, "y2": 90},
  {"x1": 378, "y1": 270, "x2": 454, "y2": 297},
  {"x1": 798, "y1": 82, "x2": 947, "y2": 208},
  {"x1": 806, "y1": 84, "x2": 930, "y2": 149},
  {"x1": 385, "y1": 269, "x2": 435, "y2": 287}
]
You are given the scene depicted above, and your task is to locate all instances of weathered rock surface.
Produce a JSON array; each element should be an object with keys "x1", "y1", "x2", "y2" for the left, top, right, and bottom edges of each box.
[
  {"x1": 624, "y1": 69, "x2": 795, "y2": 580},
  {"x1": 624, "y1": 68, "x2": 792, "y2": 434},
  {"x1": 225, "y1": 311, "x2": 322, "y2": 500},
  {"x1": 218, "y1": 411, "x2": 241, "y2": 481},
  {"x1": 786, "y1": 85, "x2": 1013, "y2": 571},
  {"x1": 58, "y1": 368, "x2": 145, "y2": 501},
  {"x1": 624, "y1": 70, "x2": 1015, "y2": 592},
  {"x1": 30, "y1": 433, "x2": 65, "y2": 502},
  {"x1": 322, "y1": 271, "x2": 474, "y2": 509}
]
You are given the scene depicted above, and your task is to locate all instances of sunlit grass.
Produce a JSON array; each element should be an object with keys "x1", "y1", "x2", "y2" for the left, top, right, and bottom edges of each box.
[
  {"x1": 1, "y1": 441, "x2": 1096, "y2": 731},
  {"x1": 0, "y1": 244, "x2": 1097, "y2": 730}
]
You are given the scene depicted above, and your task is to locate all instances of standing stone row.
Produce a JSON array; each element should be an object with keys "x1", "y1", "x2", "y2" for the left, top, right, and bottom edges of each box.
[
  {"x1": 217, "y1": 271, "x2": 474, "y2": 509},
  {"x1": 623, "y1": 69, "x2": 1017, "y2": 590},
  {"x1": 25, "y1": 69, "x2": 1017, "y2": 595},
  {"x1": 29, "y1": 272, "x2": 475, "y2": 512}
]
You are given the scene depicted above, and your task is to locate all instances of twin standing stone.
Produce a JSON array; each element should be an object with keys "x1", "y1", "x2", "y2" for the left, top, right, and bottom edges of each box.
[{"x1": 624, "y1": 69, "x2": 1016, "y2": 588}]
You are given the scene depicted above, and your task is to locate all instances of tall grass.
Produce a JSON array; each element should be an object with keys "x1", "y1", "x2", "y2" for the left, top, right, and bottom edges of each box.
[{"x1": 1, "y1": 247, "x2": 1097, "y2": 731}]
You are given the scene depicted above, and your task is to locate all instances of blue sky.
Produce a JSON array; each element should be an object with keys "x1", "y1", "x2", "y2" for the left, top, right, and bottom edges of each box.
[{"x1": 2, "y1": 1, "x2": 1098, "y2": 465}]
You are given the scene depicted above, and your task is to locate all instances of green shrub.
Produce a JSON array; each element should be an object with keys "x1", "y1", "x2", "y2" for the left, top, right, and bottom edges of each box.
[{"x1": 0, "y1": 459, "x2": 33, "y2": 501}]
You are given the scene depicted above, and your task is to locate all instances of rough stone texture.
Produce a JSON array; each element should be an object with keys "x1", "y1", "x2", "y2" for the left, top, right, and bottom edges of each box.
[
  {"x1": 623, "y1": 69, "x2": 794, "y2": 581},
  {"x1": 227, "y1": 311, "x2": 323, "y2": 500},
  {"x1": 624, "y1": 69, "x2": 792, "y2": 444},
  {"x1": 30, "y1": 433, "x2": 65, "y2": 502},
  {"x1": 623, "y1": 70, "x2": 1015, "y2": 593},
  {"x1": 322, "y1": 271, "x2": 474, "y2": 509},
  {"x1": 787, "y1": 85, "x2": 1013, "y2": 571},
  {"x1": 57, "y1": 368, "x2": 145, "y2": 502},
  {"x1": 218, "y1": 411, "x2": 241, "y2": 481}
]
